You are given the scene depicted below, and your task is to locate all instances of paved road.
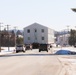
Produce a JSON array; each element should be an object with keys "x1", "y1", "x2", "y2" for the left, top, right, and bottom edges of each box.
[
  {"x1": 0, "y1": 48, "x2": 76, "y2": 75},
  {"x1": 0, "y1": 52, "x2": 62, "y2": 75}
]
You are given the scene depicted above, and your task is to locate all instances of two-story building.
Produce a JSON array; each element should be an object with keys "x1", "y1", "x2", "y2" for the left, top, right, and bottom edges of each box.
[
  {"x1": 56, "y1": 31, "x2": 70, "y2": 46},
  {"x1": 23, "y1": 23, "x2": 54, "y2": 45}
]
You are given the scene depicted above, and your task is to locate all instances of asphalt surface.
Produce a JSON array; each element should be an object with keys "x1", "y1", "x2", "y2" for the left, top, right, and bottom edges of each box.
[
  {"x1": 0, "y1": 50, "x2": 62, "y2": 75},
  {"x1": 0, "y1": 47, "x2": 76, "y2": 75}
]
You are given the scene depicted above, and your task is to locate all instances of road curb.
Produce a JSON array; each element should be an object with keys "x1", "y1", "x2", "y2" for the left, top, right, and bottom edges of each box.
[{"x1": 0, "y1": 52, "x2": 13, "y2": 56}]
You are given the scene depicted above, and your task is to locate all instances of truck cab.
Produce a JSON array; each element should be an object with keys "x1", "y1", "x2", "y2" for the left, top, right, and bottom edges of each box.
[{"x1": 39, "y1": 44, "x2": 50, "y2": 52}]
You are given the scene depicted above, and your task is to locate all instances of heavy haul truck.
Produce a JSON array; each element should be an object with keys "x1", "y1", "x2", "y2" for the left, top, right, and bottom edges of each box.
[{"x1": 39, "y1": 44, "x2": 52, "y2": 52}]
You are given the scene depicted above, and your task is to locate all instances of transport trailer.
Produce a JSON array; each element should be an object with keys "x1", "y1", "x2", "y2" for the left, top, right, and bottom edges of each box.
[
  {"x1": 32, "y1": 43, "x2": 39, "y2": 49},
  {"x1": 25, "y1": 44, "x2": 32, "y2": 50},
  {"x1": 39, "y1": 44, "x2": 50, "y2": 52}
]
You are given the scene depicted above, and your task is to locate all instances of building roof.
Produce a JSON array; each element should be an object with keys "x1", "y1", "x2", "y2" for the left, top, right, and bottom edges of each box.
[{"x1": 24, "y1": 22, "x2": 54, "y2": 30}]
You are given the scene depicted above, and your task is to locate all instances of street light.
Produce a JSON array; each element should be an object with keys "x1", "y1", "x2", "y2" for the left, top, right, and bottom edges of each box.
[
  {"x1": 71, "y1": 8, "x2": 76, "y2": 46},
  {"x1": 71, "y1": 8, "x2": 76, "y2": 12}
]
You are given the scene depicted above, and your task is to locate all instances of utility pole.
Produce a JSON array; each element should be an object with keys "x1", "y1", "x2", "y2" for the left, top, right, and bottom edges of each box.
[
  {"x1": 67, "y1": 25, "x2": 69, "y2": 33},
  {"x1": 5, "y1": 25, "x2": 10, "y2": 51},
  {"x1": 14, "y1": 27, "x2": 17, "y2": 47},
  {"x1": 0, "y1": 23, "x2": 3, "y2": 52}
]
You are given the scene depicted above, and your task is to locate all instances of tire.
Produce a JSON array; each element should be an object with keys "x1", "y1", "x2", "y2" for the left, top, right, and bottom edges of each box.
[
  {"x1": 23, "y1": 50, "x2": 25, "y2": 53},
  {"x1": 47, "y1": 50, "x2": 48, "y2": 52},
  {"x1": 16, "y1": 51, "x2": 18, "y2": 53},
  {"x1": 39, "y1": 49, "x2": 41, "y2": 52}
]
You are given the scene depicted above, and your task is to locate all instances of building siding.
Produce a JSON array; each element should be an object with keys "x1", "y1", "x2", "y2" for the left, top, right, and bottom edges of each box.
[{"x1": 24, "y1": 23, "x2": 54, "y2": 44}]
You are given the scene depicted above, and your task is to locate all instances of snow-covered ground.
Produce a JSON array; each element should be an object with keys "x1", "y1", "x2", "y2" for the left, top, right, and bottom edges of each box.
[
  {"x1": 0, "y1": 47, "x2": 15, "y2": 55},
  {"x1": 52, "y1": 46, "x2": 76, "y2": 53},
  {"x1": 58, "y1": 56, "x2": 76, "y2": 75},
  {"x1": 0, "y1": 46, "x2": 76, "y2": 55}
]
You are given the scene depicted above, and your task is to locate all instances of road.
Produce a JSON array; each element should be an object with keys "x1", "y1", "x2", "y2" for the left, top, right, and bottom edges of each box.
[
  {"x1": 58, "y1": 56, "x2": 76, "y2": 75},
  {"x1": 0, "y1": 49, "x2": 76, "y2": 75}
]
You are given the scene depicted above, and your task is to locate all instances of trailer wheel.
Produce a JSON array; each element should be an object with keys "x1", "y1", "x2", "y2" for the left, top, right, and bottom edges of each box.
[
  {"x1": 23, "y1": 50, "x2": 25, "y2": 53},
  {"x1": 39, "y1": 49, "x2": 41, "y2": 52},
  {"x1": 16, "y1": 51, "x2": 18, "y2": 53},
  {"x1": 47, "y1": 50, "x2": 48, "y2": 52}
]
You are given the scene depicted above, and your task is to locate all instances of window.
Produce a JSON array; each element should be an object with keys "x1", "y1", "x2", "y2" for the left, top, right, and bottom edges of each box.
[
  {"x1": 28, "y1": 37, "x2": 30, "y2": 40},
  {"x1": 27, "y1": 29, "x2": 30, "y2": 33},
  {"x1": 35, "y1": 29, "x2": 37, "y2": 32},
  {"x1": 42, "y1": 37, "x2": 44, "y2": 40},
  {"x1": 41, "y1": 29, "x2": 44, "y2": 33}
]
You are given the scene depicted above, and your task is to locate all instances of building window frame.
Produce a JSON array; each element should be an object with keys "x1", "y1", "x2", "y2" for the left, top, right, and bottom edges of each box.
[
  {"x1": 27, "y1": 29, "x2": 30, "y2": 33},
  {"x1": 42, "y1": 37, "x2": 44, "y2": 40},
  {"x1": 28, "y1": 37, "x2": 30, "y2": 40},
  {"x1": 35, "y1": 29, "x2": 37, "y2": 32},
  {"x1": 41, "y1": 29, "x2": 44, "y2": 33}
]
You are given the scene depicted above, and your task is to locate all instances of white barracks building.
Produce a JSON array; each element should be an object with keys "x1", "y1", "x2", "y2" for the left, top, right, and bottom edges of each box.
[{"x1": 23, "y1": 23, "x2": 54, "y2": 44}]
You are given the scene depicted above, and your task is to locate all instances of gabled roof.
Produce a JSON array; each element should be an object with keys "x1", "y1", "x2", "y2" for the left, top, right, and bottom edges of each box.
[{"x1": 24, "y1": 22, "x2": 54, "y2": 30}]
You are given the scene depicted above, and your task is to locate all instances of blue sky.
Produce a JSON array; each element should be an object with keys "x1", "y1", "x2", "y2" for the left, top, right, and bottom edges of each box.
[{"x1": 0, "y1": 0, "x2": 76, "y2": 31}]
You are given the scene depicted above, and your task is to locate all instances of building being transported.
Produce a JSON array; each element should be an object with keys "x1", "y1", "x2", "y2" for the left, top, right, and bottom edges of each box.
[{"x1": 23, "y1": 23, "x2": 54, "y2": 49}]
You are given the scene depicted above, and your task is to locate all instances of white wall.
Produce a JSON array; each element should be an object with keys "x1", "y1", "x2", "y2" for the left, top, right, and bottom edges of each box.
[
  {"x1": 56, "y1": 34, "x2": 70, "y2": 46},
  {"x1": 24, "y1": 23, "x2": 54, "y2": 44},
  {"x1": 48, "y1": 28, "x2": 54, "y2": 43}
]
